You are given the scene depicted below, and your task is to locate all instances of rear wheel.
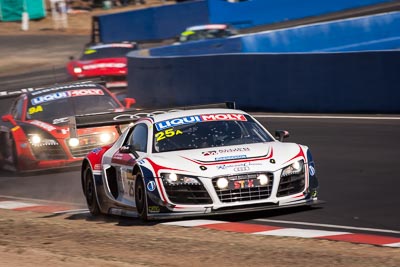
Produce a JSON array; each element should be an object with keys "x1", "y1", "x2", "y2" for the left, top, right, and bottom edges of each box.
[
  {"x1": 83, "y1": 165, "x2": 101, "y2": 215},
  {"x1": 135, "y1": 173, "x2": 148, "y2": 221}
]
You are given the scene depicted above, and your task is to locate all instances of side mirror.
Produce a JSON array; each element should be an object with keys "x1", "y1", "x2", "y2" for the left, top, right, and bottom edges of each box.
[
  {"x1": 119, "y1": 145, "x2": 139, "y2": 158},
  {"x1": 119, "y1": 145, "x2": 133, "y2": 154},
  {"x1": 124, "y1": 97, "x2": 136, "y2": 109},
  {"x1": 2, "y1": 114, "x2": 17, "y2": 126},
  {"x1": 275, "y1": 130, "x2": 289, "y2": 142}
]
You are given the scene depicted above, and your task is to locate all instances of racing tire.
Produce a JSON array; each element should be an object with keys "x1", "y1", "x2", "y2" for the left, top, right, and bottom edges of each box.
[
  {"x1": 135, "y1": 173, "x2": 148, "y2": 221},
  {"x1": 10, "y1": 139, "x2": 19, "y2": 171},
  {"x1": 0, "y1": 134, "x2": 18, "y2": 172},
  {"x1": 83, "y1": 165, "x2": 101, "y2": 216}
]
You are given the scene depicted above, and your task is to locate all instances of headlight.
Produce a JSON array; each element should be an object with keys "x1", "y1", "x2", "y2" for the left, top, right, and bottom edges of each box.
[
  {"x1": 30, "y1": 134, "x2": 41, "y2": 145},
  {"x1": 99, "y1": 132, "x2": 112, "y2": 143},
  {"x1": 68, "y1": 138, "x2": 79, "y2": 147},
  {"x1": 257, "y1": 174, "x2": 270, "y2": 185},
  {"x1": 281, "y1": 160, "x2": 304, "y2": 177},
  {"x1": 73, "y1": 67, "x2": 82, "y2": 73},
  {"x1": 28, "y1": 134, "x2": 58, "y2": 146},
  {"x1": 216, "y1": 177, "x2": 229, "y2": 189},
  {"x1": 161, "y1": 173, "x2": 201, "y2": 185}
]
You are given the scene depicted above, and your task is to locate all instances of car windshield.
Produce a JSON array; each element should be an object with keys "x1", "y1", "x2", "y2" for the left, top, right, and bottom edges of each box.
[
  {"x1": 153, "y1": 114, "x2": 273, "y2": 153},
  {"x1": 80, "y1": 45, "x2": 136, "y2": 60},
  {"x1": 26, "y1": 89, "x2": 121, "y2": 124},
  {"x1": 179, "y1": 28, "x2": 235, "y2": 43}
]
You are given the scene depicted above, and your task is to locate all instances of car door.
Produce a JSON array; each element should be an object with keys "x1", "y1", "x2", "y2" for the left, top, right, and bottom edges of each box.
[
  {"x1": 112, "y1": 122, "x2": 149, "y2": 204},
  {"x1": 0, "y1": 95, "x2": 26, "y2": 165}
]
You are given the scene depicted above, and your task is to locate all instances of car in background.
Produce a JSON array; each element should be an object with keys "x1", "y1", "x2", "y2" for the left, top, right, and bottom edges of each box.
[
  {"x1": 66, "y1": 42, "x2": 138, "y2": 93},
  {"x1": 74, "y1": 103, "x2": 320, "y2": 220},
  {"x1": 0, "y1": 81, "x2": 135, "y2": 172},
  {"x1": 178, "y1": 24, "x2": 238, "y2": 43}
]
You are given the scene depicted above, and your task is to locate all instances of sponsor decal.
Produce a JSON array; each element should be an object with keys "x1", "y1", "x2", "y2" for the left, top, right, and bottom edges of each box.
[
  {"x1": 155, "y1": 113, "x2": 247, "y2": 131},
  {"x1": 148, "y1": 205, "x2": 160, "y2": 213},
  {"x1": 29, "y1": 120, "x2": 56, "y2": 132},
  {"x1": 203, "y1": 147, "x2": 250, "y2": 156},
  {"x1": 147, "y1": 181, "x2": 156, "y2": 192},
  {"x1": 53, "y1": 117, "x2": 69, "y2": 125},
  {"x1": 28, "y1": 105, "x2": 43, "y2": 115},
  {"x1": 155, "y1": 129, "x2": 183, "y2": 141},
  {"x1": 92, "y1": 147, "x2": 102, "y2": 154},
  {"x1": 233, "y1": 179, "x2": 255, "y2": 189},
  {"x1": 216, "y1": 162, "x2": 262, "y2": 171},
  {"x1": 309, "y1": 165, "x2": 316, "y2": 176},
  {"x1": 233, "y1": 166, "x2": 250, "y2": 172},
  {"x1": 202, "y1": 151, "x2": 217, "y2": 156},
  {"x1": 31, "y1": 89, "x2": 104, "y2": 105},
  {"x1": 215, "y1": 155, "x2": 247, "y2": 161}
]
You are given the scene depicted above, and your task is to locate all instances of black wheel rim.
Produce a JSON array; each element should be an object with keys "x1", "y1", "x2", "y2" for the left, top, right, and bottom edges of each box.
[
  {"x1": 85, "y1": 171, "x2": 95, "y2": 207},
  {"x1": 136, "y1": 179, "x2": 145, "y2": 214}
]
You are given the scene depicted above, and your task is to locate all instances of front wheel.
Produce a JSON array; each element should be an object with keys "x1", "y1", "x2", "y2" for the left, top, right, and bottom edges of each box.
[
  {"x1": 83, "y1": 165, "x2": 101, "y2": 216},
  {"x1": 135, "y1": 173, "x2": 148, "y2": 221}
]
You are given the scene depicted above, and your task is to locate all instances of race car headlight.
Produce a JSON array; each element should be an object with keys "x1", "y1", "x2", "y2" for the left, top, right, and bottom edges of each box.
[
  {"x1": 161, "y1": 173, "x2": 201, "y2": 185},
  {"x1": 216, "y1": 177, "x2": 229, "y2": 189},
  {"x1": 257, "y1": 174, "x2": 270, "y2": 185},
  {"x1": 281, "y1": 160, "x2": 304, "y2": 177},
  {"x1": 68, "y1": 138, "x2": 79, "y2": 147},
  {"x1": 99, "y1": 132, "x2": 113, "y2": 143},
  {"x1": 30, "y1": 134, "x2": 41, "y2": 145},
  {"x1": 73, "y1": 67, "x2": 82, "y2": 74},
  {"x1": 28, "y1": 134, "x2": 58, "y2": 146}
]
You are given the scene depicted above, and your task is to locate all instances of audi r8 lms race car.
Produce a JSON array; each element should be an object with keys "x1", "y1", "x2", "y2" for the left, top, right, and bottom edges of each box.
[
  {"x1": 0, "y1": 81, "x2": 135, "y2": 172},
  {"x1": 66, "y1": 42, "x2": 138, "y2": 92},
  {"x1": 76, "y1": 103, "x2": 320, "y2": 220}
]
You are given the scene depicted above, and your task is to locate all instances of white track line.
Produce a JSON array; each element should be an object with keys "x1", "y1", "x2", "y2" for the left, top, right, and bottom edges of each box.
[{"x1": 254, "y1": 218, "x2": 400, "y2": 234}]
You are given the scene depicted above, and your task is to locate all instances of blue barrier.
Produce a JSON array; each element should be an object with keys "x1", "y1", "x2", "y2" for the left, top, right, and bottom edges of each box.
[
  {"x1": 127, "y1": 12, "x2": 400, "y2": 113},
  {"x1": 241, "y1": 12, "x2": 400, "y2": 52},
  {"x1": 127, "y1": 51, "x2": 400, "y2": 113},
  {"x1": 208, "y1": 0, "x2": 395, "y2": 28},
  {"x1": 97, "y1": 1, "x2": 209, "y2": 43},
  {"x1": 95, "y1": 0, "x2": 394, "y2": 43},
  {"x1": 148, "y1": 12, "x2": 400, "y2": 55}
]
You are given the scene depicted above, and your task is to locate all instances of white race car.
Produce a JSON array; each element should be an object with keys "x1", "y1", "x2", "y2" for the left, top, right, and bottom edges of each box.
[{"x1": 74, "y1": 103, "x2": 320, "y2": 220}]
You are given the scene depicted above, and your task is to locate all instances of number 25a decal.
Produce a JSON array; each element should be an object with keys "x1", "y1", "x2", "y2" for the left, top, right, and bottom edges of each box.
[{"x1": 155, "y1": 129, "x2": 183, "y2": 141}]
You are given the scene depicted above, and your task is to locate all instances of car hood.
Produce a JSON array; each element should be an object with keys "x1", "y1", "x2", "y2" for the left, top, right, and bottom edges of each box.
[
  {"x1": 25, "y1": 119, "x2": 117, "y2": 139},
  {"x1": 146, "y1": 142, "x2": 305, "y2": 177}
]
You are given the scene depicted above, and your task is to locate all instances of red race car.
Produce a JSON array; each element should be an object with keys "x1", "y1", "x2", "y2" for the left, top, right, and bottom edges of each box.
[
  {"x1": 66, "y1": 42, "x2": 138, "y2": 92},
  {"x1": 0, "y1": 81, "x2": 135, "y2": 172}
]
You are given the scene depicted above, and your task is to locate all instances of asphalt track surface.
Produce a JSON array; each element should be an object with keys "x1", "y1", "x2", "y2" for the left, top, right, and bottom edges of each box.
[{"x1": 0, "y1": 96, "x2": 399, "y2": 237}]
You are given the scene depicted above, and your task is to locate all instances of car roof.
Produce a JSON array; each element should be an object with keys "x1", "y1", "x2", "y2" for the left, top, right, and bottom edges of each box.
[
  {"x1": 186, "y1": 24, "x2": 229, "y2": 31},
  {"x1": 150, "y1": 108, "x2": 248, "y2": 123},
  {"x1": 88, "y1": 43, "x2": 136, "y2": 49}
]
